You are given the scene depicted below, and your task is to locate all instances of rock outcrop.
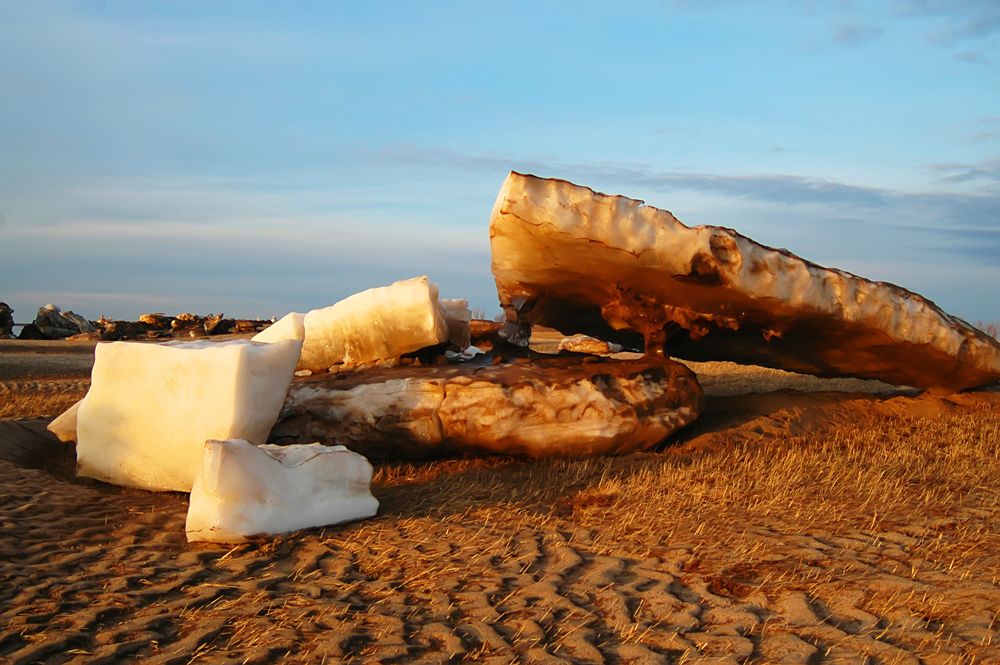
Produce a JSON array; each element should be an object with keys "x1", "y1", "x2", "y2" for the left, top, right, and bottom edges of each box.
[
  {"x1": 0, "y1": 302, "x2": 13, "y2": 339},
  {"x1": 490, "y1": 172, "x2": 1000, "y2": 392},
  {"x1": 271, "y1": 355, "x2": 704, "y2": 459},
  {"x1": 32, "y1": 304, "x2": 97, "y2": 339}
]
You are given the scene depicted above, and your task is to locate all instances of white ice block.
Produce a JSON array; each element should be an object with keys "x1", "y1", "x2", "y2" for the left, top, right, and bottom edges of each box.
[
  {"x1": 252, "y1": 312, "x2": 306, "y2": 344},
  {"x1": 297, "y1": 276, "x2": 449, "y2": 371},
  {"x1": 76, "y1": 339, "x2": 302, "y2": 492},
  {"x1": 185, "y1": 439, "x2": 379, "y2": 543},
  {"x1": 440, "y1": 298, "x2": 472, "y2": 350},
  {"x1": 47, "y1": 399, "x2": 81, "y2": 442}
]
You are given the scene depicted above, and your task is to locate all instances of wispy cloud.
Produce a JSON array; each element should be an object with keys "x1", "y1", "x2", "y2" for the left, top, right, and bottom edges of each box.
[
  {"x1": 362, "y1": 144, "x2": 1000, "y2": 265},
  {"x1": 895, "y1": 0, "x2": 1000, "y2": 45},
  {"x1": 956, "y1": 50, "x2": 992, "y2": 64},
  {"x1": 365, "y1": 143, "x2": 992, "y2": 210},
  {"x1": 831, "y1": 23, "x2": 884, "y2": 47},
  {"x1": 930, "y1": 157, "x2": 1000, "y2": 185}
]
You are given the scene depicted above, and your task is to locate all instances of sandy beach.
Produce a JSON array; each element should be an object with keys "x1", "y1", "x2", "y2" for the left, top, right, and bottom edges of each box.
[{"x1": 3, "y1": 342, "x2": 1000, "y2": 664}]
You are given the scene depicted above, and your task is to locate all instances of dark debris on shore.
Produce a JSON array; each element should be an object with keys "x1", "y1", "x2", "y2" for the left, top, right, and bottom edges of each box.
[{"x1": 0, "y1": 302, "x2": 272, "y2": 342}]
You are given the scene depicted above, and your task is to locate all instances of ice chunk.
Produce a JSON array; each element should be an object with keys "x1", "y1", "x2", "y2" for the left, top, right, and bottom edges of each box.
[
  {"x1": 440, "y1": 298, "x2": 472, "y2": 350},
  {"x1": 297, "y1": 276, "x2": 449, "y2": 371},
  {"x1": 252, "y1": 312, "x2": 306, "y2": 344},
  {"x1": 558, "y1": 335, "x2": 625, "y2": 355},
  {"x1": 490, "y1": 172, "x2": 1000, "y2": 392},
  {"x1": 76, "y1": 339, "x2": 302, "y2": 492},
  {"x1": 275, "y1": 356, "x2": 703, "y2": 459},
  {"x1": 185, "y1": 439, "x2": 378, "y2": 543},
  {"x1": 47, "y1": 399, "x2": 81, "y2": 443}
]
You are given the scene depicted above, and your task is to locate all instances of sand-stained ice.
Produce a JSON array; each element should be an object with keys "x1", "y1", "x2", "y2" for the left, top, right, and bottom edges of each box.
[
  {"x1": 75, "y1": 338, "x2": 301, "y2": 492},
  {"x1": 273, "y1": 356, "x2": 704, "y2": 459},
  {"x1": 185, "y1": 439, "x2": 378, "y2": 543},
  {"x1": 490, "y1": 171, "x2": 1000, "y2": 392}
]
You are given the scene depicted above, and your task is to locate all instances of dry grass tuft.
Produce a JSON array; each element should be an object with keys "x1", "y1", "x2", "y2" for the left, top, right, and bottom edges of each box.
[
  {"x1": 0, "y1": 390, "x2": 85, "y2": 419},
  {"x1": 977, "y1": 320, "x2": 1000, "y2": 340}
]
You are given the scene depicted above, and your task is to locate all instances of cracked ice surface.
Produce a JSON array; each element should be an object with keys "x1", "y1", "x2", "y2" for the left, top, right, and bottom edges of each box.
[
  {"x1": 75, "y1": 338, "x2": 302, "y2": 492},
  {"x1": 490, "y1": 172, "x2": 1000, "y2": 392},
  {"x1": 186, "y1": 439, "x2": 378, "y2": 543}
]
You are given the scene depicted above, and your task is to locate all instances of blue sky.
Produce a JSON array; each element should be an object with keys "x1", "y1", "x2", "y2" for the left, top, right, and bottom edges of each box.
[{"x1": 2, "y1": 1, "x2": 998, "y2": 325}]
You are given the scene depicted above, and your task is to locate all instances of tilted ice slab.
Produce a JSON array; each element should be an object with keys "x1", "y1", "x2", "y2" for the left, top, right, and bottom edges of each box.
[
  {"x1": 76, "y1": 339, "x2": 302, "y2": 492},
  {"x1": 186, "y1": 439, "x2": 378, "y2": 543},
  {"x1": 490, "y1": 172, "x2": 1000, "y2": 392},
  {"x1": 253, "y1": 276, "x2": 451, "y2": 372},
  {"x1": 272, "y1": 356, "x2": 704, "y2": 459}
]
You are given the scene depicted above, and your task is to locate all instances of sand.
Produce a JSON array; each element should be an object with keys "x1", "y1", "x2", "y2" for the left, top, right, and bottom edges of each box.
[{"x1": 3, "y1": 342, "x2": 1000, "y2": 664}]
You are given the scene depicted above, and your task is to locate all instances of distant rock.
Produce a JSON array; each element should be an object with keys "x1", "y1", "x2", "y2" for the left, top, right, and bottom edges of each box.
[
  {"x1": 92, "y1": 313, "x2": 271, "y2": 340},
  {"x1": 271, "y1": 355, "x2": 704, "y2": 459},
  {"x1": 490, "y1": 172, "x2": 1000, "y2": 392},
  {"x1": 0, "y1": 302, "x2": 13, "y2": 339},
  {"x1": 32, "y1": 304, "x2": 97, "y2": 339}
]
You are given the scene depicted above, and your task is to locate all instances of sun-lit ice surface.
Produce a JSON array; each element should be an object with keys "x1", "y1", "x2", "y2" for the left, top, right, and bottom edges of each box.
[
  {"x1": 75, "y1": 338, "x2": 302, "y2": 492},
  {"x1": 490, "y1": 172, "x2": 1000, "y2": 392},
  {"x1": 47, "y1": 399, "x2": 81, "y2": 442},
  {"x1": 252, "y1": 311, "x2": 306, "y2": 344},
  {"x1": 254, "y1": 276, "x2": 451, "y2": 371},
  {"x1": 557, "y1": 335, "x2": 625, "y2": 355},
  {"x1": 185, "y1": 439, "x2": 378, "y2": 543}
]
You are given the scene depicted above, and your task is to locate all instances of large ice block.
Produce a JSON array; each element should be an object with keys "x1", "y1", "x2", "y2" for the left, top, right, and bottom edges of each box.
[
  {"x1": 185, "y1": 439, "x2": 379, "y2": 543},
  {"x1": 490, "y1": 172, "x2": 1000, "y2": 392},
  {"x1": 297, "y1": 276, "x2": 449, "y2": 371},
  {"x1": 76, "y1": 339, "x2": 302, "y2": 492}
]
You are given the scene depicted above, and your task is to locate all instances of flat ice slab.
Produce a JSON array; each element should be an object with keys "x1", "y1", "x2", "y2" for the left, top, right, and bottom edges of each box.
[
  {"x1": 273, "y1": 356, "x2": 704, "y2": 459},
  {"x1": 76, "y1": 339, "x2": 302, "y2": 492},
  {"x1": 186, "y1": 439, "x2": 378, "y2": 543}
]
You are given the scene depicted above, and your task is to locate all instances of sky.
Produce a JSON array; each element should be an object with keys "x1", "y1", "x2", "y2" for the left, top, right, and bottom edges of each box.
[{"x1": 1, "y1": 1, "x2": 998, "y2": 326}]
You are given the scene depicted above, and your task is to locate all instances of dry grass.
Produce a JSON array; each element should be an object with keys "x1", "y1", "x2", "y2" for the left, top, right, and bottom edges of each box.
[
  {"x1": 676, "y1": 359, "x2": 906, "y2": 396},
  {"x1": 0, "y1": 390, "x2": 84, "y2": 419},
  {"x1": 364, "y1": 409, "x2": 1000, "y2": 567},
  {"x1": 977, "y1": 320, "x2": 1000, "y2": 340}
]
